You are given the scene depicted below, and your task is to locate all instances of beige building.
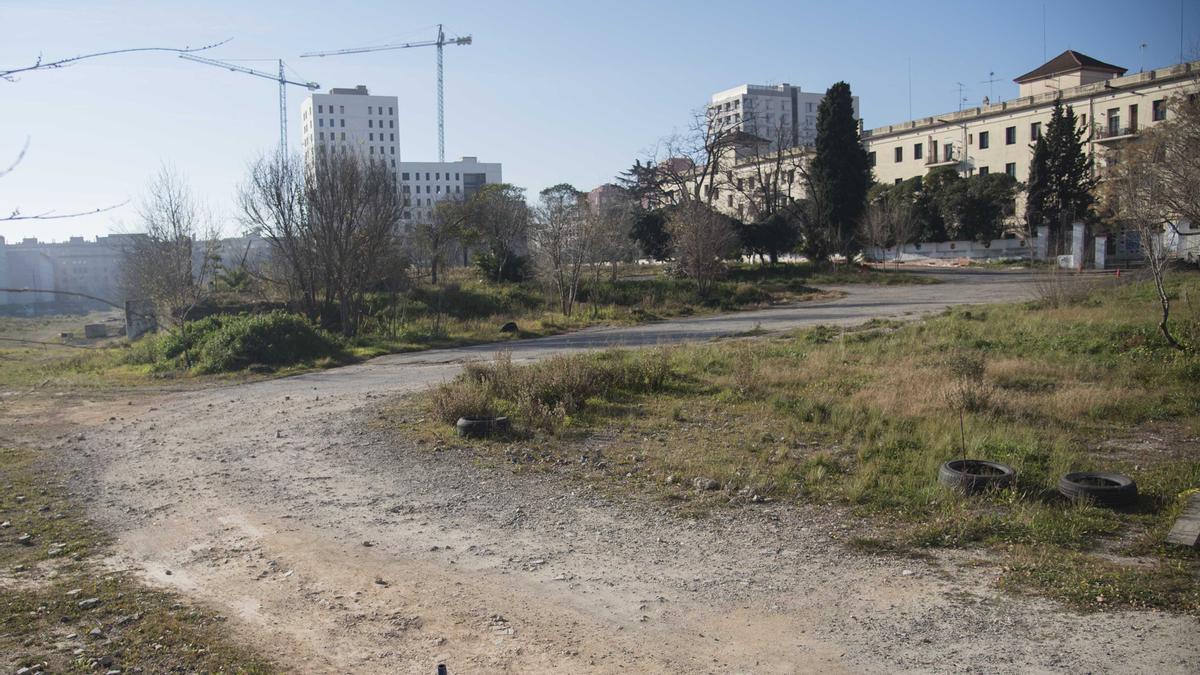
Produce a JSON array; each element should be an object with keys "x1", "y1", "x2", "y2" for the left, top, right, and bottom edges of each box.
[{"x1": 863, "y1": 51, "x2": 1199, "y2": 189}]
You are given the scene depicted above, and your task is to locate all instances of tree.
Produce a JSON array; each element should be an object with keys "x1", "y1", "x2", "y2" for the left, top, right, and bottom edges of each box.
[
  {"x1": 938, "y1": 173, "x2": 1018, "y2": 242},
  {"x1": 239, "y1": 153, "x2": 318, "y2": 319},
  {"x1": 465, "y1": 183, "x2": 531, "y2": 283},
  {"x1": 239, "y1": 151, "x2": 402, "y2": 337},
  {"x1": 668, "y1": 202, "x2": 738, "y2": 296},
  {"x1": 530, "y1": 184, "x2": 591, "y2": 316},
  {"x1": 805, "y1": 82, "x2": 871, "y2": 261},
  {"x1": 586, "y1": 188, "x2": 640, "y2": 282},
  {"x1": 1027, "y1": 100, "x2": 1096, "y2": 254},
  {"x1": 629, "y1": 209, "x2": 672, "y2": 261},
  {"x1": 1133, "y1": 93, "x2": 1200, "y2": 240},
  {"x1": 304, "y1": 152, "x2": 403, "y2": 337},
  {"x1": 741, "y1": 209, "x2": 801, "y2": 265},
  {"x1": 860, "y1": 186, "x2": 918, "y2": 264},
  {"x1": 414, "y1": 196, "x2": 468, "y2": 285},
  {"x1": 122, "y1": 166, "x2": 219, "y2": 365}
]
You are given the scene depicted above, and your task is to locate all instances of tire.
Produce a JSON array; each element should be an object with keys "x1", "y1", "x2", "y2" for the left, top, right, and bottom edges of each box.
[
  {"x1": 455, "y1": 416, "x2": 510, "y2": 438},
  {"x1": 1057, "y1": 472, "x2": 1138, "y2": 508},
  {"x1": 938, "y1": 459, "x2": 1016, "y2": 493}
]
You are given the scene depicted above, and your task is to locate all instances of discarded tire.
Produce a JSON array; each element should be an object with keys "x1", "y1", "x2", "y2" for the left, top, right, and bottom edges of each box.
[
  {"x1": 456, "y1": 416, "x2": 511, "y2": 438},
  {"x1": 938, "y1": 459, "x2": 1016, "y2": 493},
  {"x1": 1057, "y1": 472, "x2": 1138, "y2": 508},
  {"x1": 499, "y1": 321, "x2": 518, "y2": 333}
]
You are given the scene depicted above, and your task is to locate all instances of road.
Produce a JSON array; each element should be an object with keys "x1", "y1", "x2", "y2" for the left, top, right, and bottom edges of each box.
[{"x1": 51, "y1": 270, "x2": 1199, "y2": 673}]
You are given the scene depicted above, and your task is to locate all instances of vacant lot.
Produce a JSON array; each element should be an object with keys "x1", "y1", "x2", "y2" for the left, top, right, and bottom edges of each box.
[{"x1": 413, "y1": 272, "x2": 1200, "y2": 613}]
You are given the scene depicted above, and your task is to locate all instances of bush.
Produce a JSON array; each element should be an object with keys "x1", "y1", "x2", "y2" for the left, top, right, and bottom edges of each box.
[
  {"x1": 159, "y1": 315, "x2": 226, "y2": 360},
  {"x1": 474, "y1": 250, "x2": 532, "y2": 283},
  {"x1": 194, "y1": 311, "x2": 343, "y2": 373}
]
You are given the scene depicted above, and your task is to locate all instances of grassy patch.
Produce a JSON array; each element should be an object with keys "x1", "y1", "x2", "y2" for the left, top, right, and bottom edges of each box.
[
  {"x1": 0, "y1": 447, "x2": 272, "y2": 672},
  {"x1": 405, "y1": 272, "x2": 1200, "y2": 613}
]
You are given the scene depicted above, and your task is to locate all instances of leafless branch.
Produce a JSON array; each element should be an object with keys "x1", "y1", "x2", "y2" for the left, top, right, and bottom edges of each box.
[
  {"x1": 4, "y1": 200, "x2": 129, "y2": 222},
  {"x1": 1, "y1": 39, "x2": 231, "y2": 80}
]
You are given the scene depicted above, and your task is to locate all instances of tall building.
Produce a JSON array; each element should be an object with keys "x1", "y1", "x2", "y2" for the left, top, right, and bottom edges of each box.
[
  {"x1": 0, "y1": 234, "x2": 142, "y2": 313},
  {"x1": 300, "y1": 85, "x2": 401, "y2": 185},
  {"x1": 863, "y1": 51, "x2": 1198, "y2": 192},
  {"x1": 708, "y1": 83, "x2": 859, "y2": 149},
  {"x1": 399, "y1": 156, "x2": 502, "y2": 225}
]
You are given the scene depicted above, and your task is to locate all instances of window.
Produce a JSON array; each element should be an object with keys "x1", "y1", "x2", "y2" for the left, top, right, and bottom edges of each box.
[
  {"x1": 867, "y1": 151, "x2": 876, "y2": 167},
  {"x1": 894, "y1": 178, "x2": 902, "y2": 185},
  {"x1": 390, "y1": 146, "x2": 395, "y2": 154},
  {"x1": 317, "y1": 104, "x2": 323, "y2": 113},
  {"x1": 943, "y1": 142, "x2": 954, "y2": 162},
  {"x1": 436, "y1": 172, "x2": 440, "y2": 180},
  {"x1": 1152, "y1": 99, "x2": 1167, "y2": 121},
  {"x1": 369, "y1": 133, "x2": 374, "y2": 141},
  {"x1": 455, "y1": 173, "x2": 460, "y2": 180},
  {"x1": 1005, "y1": 162, "x2": 1016, "y2": 177},
  {"x1": 389, "y1": 120, "x2": 394, "y2": 128},
  {"x1": 369, "y1": 146, "x2": 374, "y2": 155},
  {"x1": 318, "y1": 118, "x2": 324, "y2": 127},
  {"x1": 340, "y1": 119, "x2": 345, "y2": 127},
  {"x1": 1107, "y1": 108, "x2": 1120, "y2": 134},
  {"x1": 913, "y1": 143, "x2": 923, "y2": 160},
  {"x1": 368, "y1": 120, "x2": 373, "y2": 128},
  {"x1": 894, "y1": 146, "x2": 903, "y2": 162},
  {"x1": 391, "y1": 159, "x2": 395, "y2": 167},
  {"x1": 425, "y1": 172, "x2": 430, "y2": 180},
  {"x1": 1030, "y1": 122, "x2": 1041, "y2": 139},
  {"x1": 1128, "y1": 104, "x2": 1138, "y2": 132},
  {"x1": 389, "y1": 106, "x2": 394, "y2": 115},
  {"x1": 341, "y1": 132, "x2": 345, "y2": 140},
  {"x1": 1005, "y1": 126, "x2": 1016, "y2": 145},
  {"x1": 318, "y1": 132, "x2": 324, "y2": 140},
  {"x1": 978, "y1": 166, "x2": 989, "y2": 176},
  {"x1": 390, "y1": 133, "x2": 394, "y2": 141},
  {"x1": 339, "y1": 105, "x2": 344, "y2": 113},
  {"x1": 979, "y1": 131, "x2": 989, "y2": 149},
  {"x1": 402, "y1": 173, "x2": 410, "y2": 180}
]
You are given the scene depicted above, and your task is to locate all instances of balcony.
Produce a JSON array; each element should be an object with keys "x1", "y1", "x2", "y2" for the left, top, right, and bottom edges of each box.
[{"x1": 1094, "y1": 125, "x2": 1139, "y2": 142}]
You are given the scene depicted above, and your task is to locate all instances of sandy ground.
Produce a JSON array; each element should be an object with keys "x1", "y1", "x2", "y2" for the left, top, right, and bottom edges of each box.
[{"x1": 17, "y1": 272, "x2": 1198, "y2": 673}]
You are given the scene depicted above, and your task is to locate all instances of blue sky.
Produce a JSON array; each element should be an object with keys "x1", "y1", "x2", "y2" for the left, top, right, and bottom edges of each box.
[{"x1": 2, "y1": 0, "x2": 1193, "y2": 241}]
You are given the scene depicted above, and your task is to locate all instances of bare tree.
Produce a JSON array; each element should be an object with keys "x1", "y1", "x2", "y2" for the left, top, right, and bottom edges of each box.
[
  {"x1": 586, "y1": 188, "x2": 639, "y2": 283},
  {"x1": 531, "y1": 184, "x2": 592, "y2": 316},
  {"x1": 305, "y1": 153, "x2": 404, "y2": 337},
  {"x1": 239, "y1": 151, "x2": 403, "y2": 336},
  {"x1": 413, "y1": 196, "x2": 469, "y2": 285},
  {"x1": 860, "y1": 190, "x2": 919, "y2": 266},
  {"x1": 668, "y1": 202, "x2": 738, "y2": 296},
  {"x1": 239, "y1": 152, "x2": 318, "y2": 318},
  {"x1": 122, "y1": 166, "x2": 220, "y2": 364}
]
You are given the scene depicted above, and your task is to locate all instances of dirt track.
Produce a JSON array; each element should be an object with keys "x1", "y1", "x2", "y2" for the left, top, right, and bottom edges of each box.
[{"x1": 45, "y1": 272, "x2": 1200, "y2": 672}]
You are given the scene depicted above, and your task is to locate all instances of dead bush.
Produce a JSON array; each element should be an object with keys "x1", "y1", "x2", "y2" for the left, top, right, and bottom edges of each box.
[{"x1": 1032, "y1": 270, "x2": 1122, "y2": 308}]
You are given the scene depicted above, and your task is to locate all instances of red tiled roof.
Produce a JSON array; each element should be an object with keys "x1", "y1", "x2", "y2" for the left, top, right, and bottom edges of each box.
[{"x1": 1013, "y1": 50, "x2": 1127, "y2": 83}]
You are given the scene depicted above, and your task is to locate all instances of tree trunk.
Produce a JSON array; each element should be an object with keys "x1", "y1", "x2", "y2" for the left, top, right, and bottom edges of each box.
[{"x1": 1152, "y1": 267, "x2": 1183, "y2": 350}]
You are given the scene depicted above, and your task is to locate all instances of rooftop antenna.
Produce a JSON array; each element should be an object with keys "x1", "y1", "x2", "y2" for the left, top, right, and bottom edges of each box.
[
  {"x1": 956, "y1": 82, "x2": 967, "y2": 112},
  {"x1": 981, "y1": 71, "x2": 1000, "y2": 104},
  {"x1": 1140, "y1": 42, "x2": 1148, "y2": 72}
]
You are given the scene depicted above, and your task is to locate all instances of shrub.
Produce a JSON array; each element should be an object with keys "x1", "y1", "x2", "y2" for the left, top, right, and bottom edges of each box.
[
  {"x1": 159, "y1": 315, "x2": 226, "y2": 360},
  {"x1": 194, "y1": 311, "x2": 342, "y2": 373},
  {"x1": 429, "y1": 380, "x2": 497, "y2": 424}
]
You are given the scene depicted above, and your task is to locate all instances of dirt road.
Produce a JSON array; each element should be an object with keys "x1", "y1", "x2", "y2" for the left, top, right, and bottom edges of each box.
[{"x1": 50, "y1": 272, "x2": 1199, "y2": 673}]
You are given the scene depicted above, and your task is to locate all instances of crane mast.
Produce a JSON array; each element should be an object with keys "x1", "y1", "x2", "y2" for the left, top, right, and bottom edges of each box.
[{"x1": 301, "y1": 24, "x2": 472, "y2": 162}]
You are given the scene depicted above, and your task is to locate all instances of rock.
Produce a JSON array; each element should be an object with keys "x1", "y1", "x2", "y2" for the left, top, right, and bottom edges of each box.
[
  {"x1": 0, "y1": 520, "x2": 9, "y2": 528},
  {"x1": 17, "y1": 533, "x2": 32, "y2": 545},
  {"x1": 901, "y1": 569, "x2": 914, "y2": 577},
  {"x1": 362, "y1": 540, "x2": 375, "y2": 547},
  {"x1": 693, "y1": 477, "x2": 720, "y2": 491},
  {"x1": 499, "y1": 321, "x2": 519, "y2": 333},
  {"x1": 66, "y1": 588, "x2": 83, "y2": 597},
  {"x1": 89, "y1": 627, "x2": 103, "y2": 638},
  {"x1": 78, "y1": 597, "x2": 101, "y2": 609},
  {"x1": 99, "y1": 655, "x2": 114, "y2": 666}
]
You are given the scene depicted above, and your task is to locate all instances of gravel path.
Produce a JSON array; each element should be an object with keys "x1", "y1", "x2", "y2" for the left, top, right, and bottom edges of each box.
[{"x1": 52, "y1": 272, "x2": 1199, "y2": 673}]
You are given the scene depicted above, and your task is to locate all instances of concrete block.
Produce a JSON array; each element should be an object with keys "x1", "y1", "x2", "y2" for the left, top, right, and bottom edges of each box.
[{"x1": 1166, "y1": 493, "x2": 1200, "y2": 548}]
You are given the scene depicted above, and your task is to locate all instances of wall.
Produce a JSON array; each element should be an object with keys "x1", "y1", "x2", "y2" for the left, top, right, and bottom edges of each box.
[{"x1": 867, "y1": 236, "x2": 1033, "y2": 263}]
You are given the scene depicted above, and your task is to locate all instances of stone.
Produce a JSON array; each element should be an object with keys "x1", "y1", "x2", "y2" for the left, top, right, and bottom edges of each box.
[
  {"x1": 18, "y1": 533, "x2": 32, "y2": 545},
  {"x1": 78, "y1": 597, "x2": 101, "y2": 609},
  {"x1": 89, "y1": 627, "x2": 103, "y2": 638},
  {"x1": 693, "y1": 477, "x2": 720, "y2": 491},
  {"x1": 0, "y1": 520, "x2": 9, "y2": 528},
  {"x1": 1165, "y1": 492, "x2": 1200, "y2": 548}
]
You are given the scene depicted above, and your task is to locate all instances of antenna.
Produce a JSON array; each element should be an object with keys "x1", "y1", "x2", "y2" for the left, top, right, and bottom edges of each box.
[
  {"x1": 980, "y1": 71, "x2": 1000, "y2": 104},
  {"x1": 1042, "y1": 3, "x2": 1047, "y2": 63},
  {"x1": 907, "y1": 57, "x2": 912, "y2": 120},
  {"x1": 955, "y1": 82, "x2": 967, "y2": 112},
  {"x1": 1140, "y1": 42, "x2": 1147, "y2": 72}
]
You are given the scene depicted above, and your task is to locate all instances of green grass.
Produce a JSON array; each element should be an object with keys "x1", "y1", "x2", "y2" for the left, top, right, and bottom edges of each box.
[
  {"x1": 404, "y1": 271, "x2": 1200, "y2": 613},
  {"x1": 0, "y1": 447, "x2": 273, "y2": 672}
]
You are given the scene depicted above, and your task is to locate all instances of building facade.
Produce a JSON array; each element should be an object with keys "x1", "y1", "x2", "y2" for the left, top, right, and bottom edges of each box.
[
  {"x1": 0, "y1": 234, "x2": 142, "y2": 313},
  {"x1": 709, "y1": 83, "x2": 859, "y2": 150},
  {"x1": 399, "y1": 156, "x2": 502, "y2": 225},
  {"x1": 863, "y1": 51, "x2": 1199, "y2": 192},
  {"x1": 300, "y1": 86, "x2": 401, "y2": 188}
]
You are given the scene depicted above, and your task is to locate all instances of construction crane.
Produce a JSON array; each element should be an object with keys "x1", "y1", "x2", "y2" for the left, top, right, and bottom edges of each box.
[
  {"x1": 301, "y1": 24, "x2": 472, "y2": 162},
  {"x1": 179, "y1": 54, "x2": 319, "y2": 155}
]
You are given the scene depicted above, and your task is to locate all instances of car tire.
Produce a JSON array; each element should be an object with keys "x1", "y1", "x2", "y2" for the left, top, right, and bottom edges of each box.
[
  {"x1": 456, "y1": 416, "x2": 511, "y2": 438},
  {"x1": 938, "y1": 459, "x2": 1016, "y2": 493},
  {"x1": 1057, "y1": 472, "x2": 1138, "y2": 508}
]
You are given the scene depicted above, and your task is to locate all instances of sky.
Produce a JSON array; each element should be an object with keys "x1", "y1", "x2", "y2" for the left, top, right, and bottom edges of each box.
[{"x1": 2, "y1": 0, "x2": 1194, "y2": 242}]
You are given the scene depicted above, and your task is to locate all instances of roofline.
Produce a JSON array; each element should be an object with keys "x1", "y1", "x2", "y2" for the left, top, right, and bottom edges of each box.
[{"x1": 863, "y1": 59, "x2": 1198, "y2": 142}]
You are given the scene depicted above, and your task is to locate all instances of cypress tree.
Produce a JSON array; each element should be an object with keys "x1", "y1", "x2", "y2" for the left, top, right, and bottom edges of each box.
[
  {"x1": 1038, "y1": 100, "x2": 1096, "y2": 252},
  {"x1": 806, "y1": 81, "x2": 870, "y2": 261}
]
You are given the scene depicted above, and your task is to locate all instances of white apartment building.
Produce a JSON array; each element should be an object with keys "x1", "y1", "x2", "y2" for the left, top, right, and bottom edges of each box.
[
  {"x1": 399, "y1": 156, "x2": 502, "y2": 225},
  {"x1": 709, "y1": 83, "x2": 859, "y2": 150},
  {"x1": 299, "y1": 86, "x2": 401, "y2": 187},
  {"x1": 863, "y1": 51, "x2": 1199, "y2": 190}
]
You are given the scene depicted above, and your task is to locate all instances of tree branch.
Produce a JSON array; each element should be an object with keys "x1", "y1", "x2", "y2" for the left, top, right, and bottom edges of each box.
[{"x1": 1, "y1": 39, "x2": 231, "y2": 80}]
